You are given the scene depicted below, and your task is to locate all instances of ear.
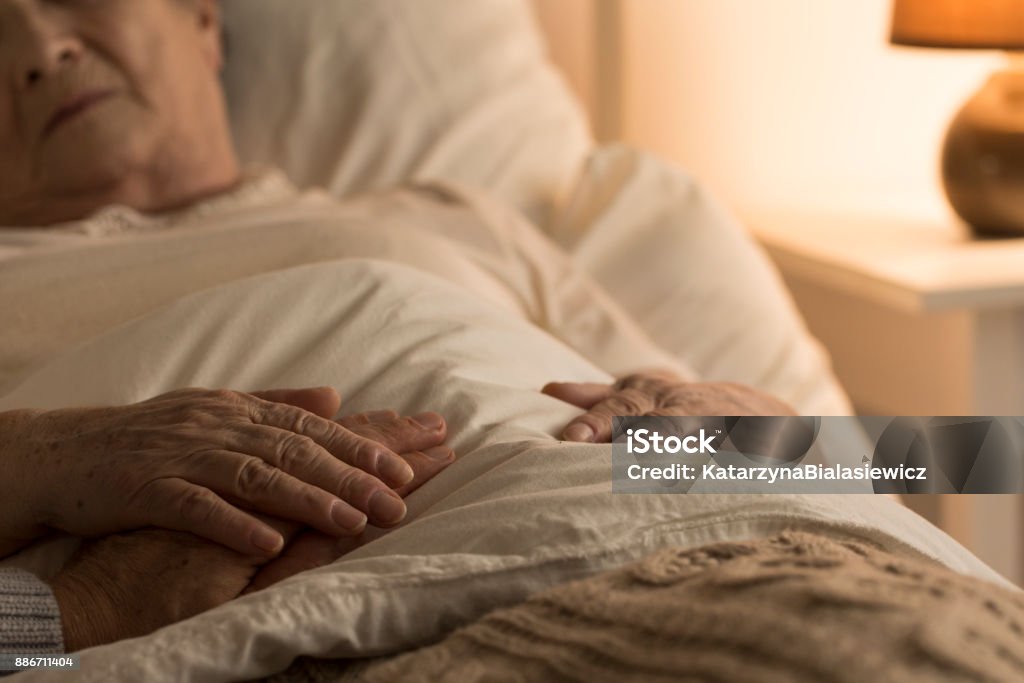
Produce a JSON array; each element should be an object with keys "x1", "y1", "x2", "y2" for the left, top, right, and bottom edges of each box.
[{"x1": 193, "y1": 0, "x2": 224, "y2": 71}]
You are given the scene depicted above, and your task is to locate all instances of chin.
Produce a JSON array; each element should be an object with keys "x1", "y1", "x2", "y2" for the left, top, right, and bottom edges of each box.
[{"x1": 39, "y1": 123, "x2": 158, "y2": 199}]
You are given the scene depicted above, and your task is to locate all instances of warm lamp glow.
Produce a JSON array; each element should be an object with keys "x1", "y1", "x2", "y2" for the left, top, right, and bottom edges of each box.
[
  {"x1": 889, "y1": 0, "x2": 1024, "y2": 236},
  {"x1": 891, "y1": 0, "x2": 1024, "y2": 50}
]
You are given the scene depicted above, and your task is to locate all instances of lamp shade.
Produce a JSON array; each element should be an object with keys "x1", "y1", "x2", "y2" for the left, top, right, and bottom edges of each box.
[{"x1": 891, "y1": 0, "x2": 1024, "y2": 49}]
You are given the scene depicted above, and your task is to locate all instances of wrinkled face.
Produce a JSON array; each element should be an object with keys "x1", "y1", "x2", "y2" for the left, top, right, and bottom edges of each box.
[{"x1": 0, "y1": 0, "x2": 227, "y2": 219}]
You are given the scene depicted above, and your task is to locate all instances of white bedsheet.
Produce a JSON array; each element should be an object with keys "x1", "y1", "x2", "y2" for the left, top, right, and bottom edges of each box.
[
  {"x1": 2, "y1": 259, "x2": 1011, "y2": 683},
  {"x1": 0, "y1": 179, "x2": 683, "y2": 395}
]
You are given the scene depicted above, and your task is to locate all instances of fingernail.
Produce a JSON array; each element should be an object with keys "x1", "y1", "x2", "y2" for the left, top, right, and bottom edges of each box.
[
  {"x1": 331, "y1": 500, "x2": 368, "y2": 533},
  {"x1": 379, "y1": 454, "x2": 415, "y2": 486},
  {"x1": 369, "y1": 490, "x2": 407, "y2": 525},
  {"x1": 411, "y1": 412, "x2": 444, "y2": 430},
  {"x1": 564, "y1": 424, "x2": 594, "y2": 442},
  {"x1": 251, "y1": 527, "x2": 284, "y2": 554},
  {"x1": 424, "y1": 445, "x2": 454, "y2": 461}
]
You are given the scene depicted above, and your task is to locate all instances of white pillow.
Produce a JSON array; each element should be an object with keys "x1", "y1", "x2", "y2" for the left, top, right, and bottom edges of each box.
[
  {"x1": 219, "y1": 1, "x2": 849, "y2": 417},
  {"x1": 548, "y1": 146, "x2": 855, "y2": 415},
  {"x1": 221, "y1": 0, "x2": 591, "y2": 227}
]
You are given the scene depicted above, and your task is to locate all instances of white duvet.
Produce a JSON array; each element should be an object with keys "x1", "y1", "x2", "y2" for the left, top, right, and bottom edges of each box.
[{"x1": 1, "y1": 178, "x2": 1010, "y2": 682}]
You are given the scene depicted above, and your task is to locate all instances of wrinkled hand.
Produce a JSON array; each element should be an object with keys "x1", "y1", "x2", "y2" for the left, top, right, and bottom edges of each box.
[
  {"x1": 3, "y1": 387, "x2": 448, "y2": 558},
  {"x1": 543, "y1": 370, "x2": 798, "y2": 443},
  {"x1": 50, "y1": 528, "x2": 264, "y2": 652},
  {"x1": 246, "y1": 409, "x2": 455, "y2": 593},
  {"x1": 49, "y1": 409, "x2": 456, "y2": 651}
]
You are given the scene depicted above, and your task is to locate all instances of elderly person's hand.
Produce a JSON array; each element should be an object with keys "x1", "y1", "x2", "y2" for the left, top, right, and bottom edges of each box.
[
  {"x1": 543, "y1": 370, "x2": 798, "y2": 443},
  {"x1": 50, "y1": 529, "x2": 263, "y2": 652},
  {"x1": 0, "y1": 387, "x2": 450, "y2": 558},
  {"x1": 48, "y1": 408, "x2": 455, "y2": 652},
  {"x1": 242, "y1": 414, "x2": 453, "y2": 594}
]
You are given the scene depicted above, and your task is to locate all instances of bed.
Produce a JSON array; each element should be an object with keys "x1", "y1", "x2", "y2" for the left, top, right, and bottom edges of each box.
[{"x1": 1, "y1": 1, "x2": 1018, "y2": 681}]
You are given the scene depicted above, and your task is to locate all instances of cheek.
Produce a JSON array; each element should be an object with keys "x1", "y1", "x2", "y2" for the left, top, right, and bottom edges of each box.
[
  {"x1": 87, "y1": 9, "x2": 172, "y2": 111},
  {"x1": 0, "y1": 103, "x2": 33, "y2": 191},
  {"x1": 83, "y1": 31, "x2": 179, "y2": 153}
]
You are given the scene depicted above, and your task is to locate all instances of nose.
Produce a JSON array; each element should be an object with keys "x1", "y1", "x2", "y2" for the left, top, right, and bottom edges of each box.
[
  {"x1": 4, "y1": 7, "x2": 83, "y2": 90},
  {"x1": 22, "y1": 42, "x2": 80, "y2": 88}
]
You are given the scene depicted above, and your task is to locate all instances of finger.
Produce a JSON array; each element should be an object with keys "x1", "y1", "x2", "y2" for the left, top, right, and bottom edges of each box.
[
  {"x1": 248, "y1": 512, "x2": 304, "y2": 546},
  {"x1": 615, "y1": 369, "x2": 687, "y2": 390},
  {"x1": 224, "y1": 427, "x2": 410, "y2": 528},
  {"x1": 392, "y1": 446, "x2": 456, "y2": 497},
  {"x1": 249, "y1": 387, "x2": 341, "y2": 420},
  {"x1": 142, "y1": 479, "x2": 286, "y2": 558},
  {"x1": 339, "y1": 413, "x2": 447, "y2": 456},
  {"x1": 244, "y1": 530, "x2": 360, "y2": 594},
  {"x1": 247, "y1": 398, "x2": 414, "y2": 487},
  {"x1": 650, "y1": 382, "x2": 798, "y2": 417},
  {"x1": 336, "y1": 410, "x2": 400, "y2": 428},
  {"x1": 190, "y1": 450, "x2": 369, "y2": 536},
  {"x1": 541, "y1": 382, "x2": 614, "y2": 409},
  {"x1": 561, "y1": 388, "x2": 657, "y2": 443}
]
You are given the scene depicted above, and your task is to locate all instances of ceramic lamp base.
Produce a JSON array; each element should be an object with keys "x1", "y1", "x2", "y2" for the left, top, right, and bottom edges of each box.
[{"x1": 943, "y1": 67, "x2": 1024, "y2": 237}]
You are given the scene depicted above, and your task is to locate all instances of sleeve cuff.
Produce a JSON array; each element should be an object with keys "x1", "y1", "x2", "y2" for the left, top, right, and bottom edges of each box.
[{"x1": 0, "y1": 569, "x2": 64, "y2": 654}]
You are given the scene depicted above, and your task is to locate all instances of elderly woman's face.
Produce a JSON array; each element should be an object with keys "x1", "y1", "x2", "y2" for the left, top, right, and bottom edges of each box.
[{"x1": 0, "y1": 0, "x2": 225, "y2": 218}]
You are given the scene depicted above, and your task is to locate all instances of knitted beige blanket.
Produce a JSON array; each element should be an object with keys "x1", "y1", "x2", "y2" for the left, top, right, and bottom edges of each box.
[{"x1": 268, "y1": 532, "x2": 1024, "y2": 683}]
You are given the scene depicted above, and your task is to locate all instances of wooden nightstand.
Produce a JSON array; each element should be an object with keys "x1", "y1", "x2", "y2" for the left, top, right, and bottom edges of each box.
[{"x1": 745, "y1": 208, "x2": 1024, "y2": 586}]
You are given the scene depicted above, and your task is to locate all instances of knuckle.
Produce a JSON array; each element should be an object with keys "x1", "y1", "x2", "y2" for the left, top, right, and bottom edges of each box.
[
  {"x1": 235, "y1": 458, "x2": 278, "y2": 496},
  {"x1": 334, "y1": 467, "x2": 379, "y2": 503},
  {"x1": 613, "y1": 374, "x2": 637, "y2": 391},
  {"x1": 275, "y1": 433, "x2": 320, "y2": 471},
  {"x1": 172, "y1": 396, "x2": 239, "y2": 425},
  {"x1": 610, "y1": 391, "x2": 647, "y2": 416},
  {"x1": 362, "y1": 421, "x2": 405, "y2": 448},
  {"x1": 205, "y1": 388, "x2": 237, "y2": 403},
  {"x1": 285, "y1": 407, "x2": 333, "y2": 444},
  {"x1": 177, "y1": 487, "x2": 218, "y2": 524},
  {"x1": 355, "y1": 440, "x2": 388, "y2": 471},
  {"x1": 401, "y1": 416, "x2": 425, "y2": 432},
  {"x1": 663, "y1": 390, "x2": 695, "y2": 411},
  {"x1": 615, "y1": 371, "x2": 680, "y2": 397},
  {"x1": 290, "y1": 409, "x2": 315, "y2": 434},
  {"x1": 351, "y1": 425, "x2": 390, "y2": 448}
]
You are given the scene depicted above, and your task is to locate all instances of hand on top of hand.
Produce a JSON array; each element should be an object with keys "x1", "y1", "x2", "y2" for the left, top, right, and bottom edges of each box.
[
  {"x1": 48, "y1": 404, "x2": 455, "y2": 651},
  {"x1": 1, "y1": 387, "x2": 454, "y2": 559},
  {"x1": 543, "y1": 370, "x2": 798, "y2": 443}
]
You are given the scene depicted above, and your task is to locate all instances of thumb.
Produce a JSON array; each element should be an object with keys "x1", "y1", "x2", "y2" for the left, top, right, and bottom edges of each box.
[
  {"x1": 250, "y1": 386, "x2": 341, "y2": 419},
  {"x1": 541, "y1": 382, "x2": 613, "y2": 410}
]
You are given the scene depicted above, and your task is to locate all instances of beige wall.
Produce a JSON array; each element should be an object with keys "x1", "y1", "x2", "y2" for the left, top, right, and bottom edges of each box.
[
  {"x1": 617, "y1": 0, "x2": 1002, "y2": 219},
  {"x1": 530, "y1": 0, "x2": 597, "y2": 130},
  {"x1": 536, "y1": 0, "x2": 1002, "y2": 219}
]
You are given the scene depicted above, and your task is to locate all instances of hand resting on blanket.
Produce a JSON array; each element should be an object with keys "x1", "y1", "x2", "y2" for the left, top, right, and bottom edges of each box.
[
  {"x1": 45, "y1": 405, "x2": 455, "y2": 652},
  {"x1": 0, "y1": 387, "x2": 448, "y2": 559},
  {"x1": 544, "y1": 369, "x2": 798, "y2": 443}
]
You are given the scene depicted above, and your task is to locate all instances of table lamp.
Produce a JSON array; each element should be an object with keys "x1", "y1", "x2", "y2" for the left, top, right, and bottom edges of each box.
[{"x1": 891, "y1": 0, "x2": 1024, "y2": 236}]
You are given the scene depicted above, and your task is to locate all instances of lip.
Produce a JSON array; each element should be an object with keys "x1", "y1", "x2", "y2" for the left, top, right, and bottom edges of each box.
[{"x1": 42, "y1": 89, "x2": 117, "y2": 139}]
